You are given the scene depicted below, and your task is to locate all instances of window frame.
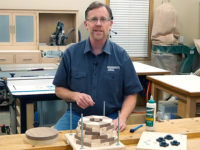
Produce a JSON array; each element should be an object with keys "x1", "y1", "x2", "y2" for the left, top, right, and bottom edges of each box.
[{"x1": 106, "y1": 0, "x2": 153, "y2": 61}]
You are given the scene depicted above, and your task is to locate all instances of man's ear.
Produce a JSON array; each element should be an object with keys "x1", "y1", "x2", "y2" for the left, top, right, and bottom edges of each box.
[
  {"x1": 109, "y1": 20, "x2": 113, "y2": 30},
  {"x1": 84, "y1": 20, "x2": 88, "y2": 30}
]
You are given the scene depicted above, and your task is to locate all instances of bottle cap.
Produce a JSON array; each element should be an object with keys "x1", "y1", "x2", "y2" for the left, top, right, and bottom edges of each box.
[{"x1": 148, "y1": 95, "x2": 155, "y2": 103}]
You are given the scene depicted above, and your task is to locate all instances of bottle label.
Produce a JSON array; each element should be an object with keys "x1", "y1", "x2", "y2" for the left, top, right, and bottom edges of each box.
[{"x1": 146, "y1": 107, "x2": 154, "y2": 127}]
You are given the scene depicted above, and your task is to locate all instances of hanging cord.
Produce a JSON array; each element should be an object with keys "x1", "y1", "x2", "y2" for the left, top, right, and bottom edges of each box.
[{"x1": 146, "y1": 81, "x2": 152, "y2": 103}]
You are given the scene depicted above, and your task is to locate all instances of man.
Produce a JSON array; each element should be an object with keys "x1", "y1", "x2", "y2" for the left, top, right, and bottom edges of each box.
[{"x1": 53, "y1": 1, "x2": 143, "y2": 131}]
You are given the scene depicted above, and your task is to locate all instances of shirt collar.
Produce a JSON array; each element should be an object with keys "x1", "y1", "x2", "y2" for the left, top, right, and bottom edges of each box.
[{"x1": 84, "y1": 38, "x2": 111, "y2": 55}]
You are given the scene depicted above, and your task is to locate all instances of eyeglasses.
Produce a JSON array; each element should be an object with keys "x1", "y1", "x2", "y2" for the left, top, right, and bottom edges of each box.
[{"x1": 87, "y1": 17, "x2": 111, "y2": 24}]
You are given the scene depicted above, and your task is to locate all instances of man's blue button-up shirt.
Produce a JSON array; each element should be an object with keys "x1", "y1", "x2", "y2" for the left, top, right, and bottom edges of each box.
[{"x1": 53, "y1": 38, "x2": 143, "y2": 116}]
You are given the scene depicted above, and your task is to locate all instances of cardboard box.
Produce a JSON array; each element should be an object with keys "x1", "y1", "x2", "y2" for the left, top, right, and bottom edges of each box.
[
  {"x1": 127, "y1": 113, "x2": 146, "y2": 125},
  {"x1": 127, "y1": 106, "x2": 146, "y2": 125}
]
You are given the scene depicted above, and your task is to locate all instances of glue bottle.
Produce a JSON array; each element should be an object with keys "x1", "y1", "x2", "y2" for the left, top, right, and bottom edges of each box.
[{"x1": 146, "y1": 95, "x2": 156, "y2": 131}]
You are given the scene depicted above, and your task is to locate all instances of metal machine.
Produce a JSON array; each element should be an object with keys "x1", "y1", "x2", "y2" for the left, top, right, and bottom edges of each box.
[
  {"x1": 50, "y1": 20, "x2": 75, "y2": 46},
  {"x1": 152, "y1": 44, "x2": 198, "y2": 73}
]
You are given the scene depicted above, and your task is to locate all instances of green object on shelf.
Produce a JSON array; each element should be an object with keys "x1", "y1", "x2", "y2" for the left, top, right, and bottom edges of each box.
[{"x1": 152, "y1": 44, "x2": 197, "y2": 73}]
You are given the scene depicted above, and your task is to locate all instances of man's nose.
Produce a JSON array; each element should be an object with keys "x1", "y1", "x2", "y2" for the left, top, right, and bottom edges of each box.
[{"x1": 96, "y1": 19, "x2": 102, "y2": 25}]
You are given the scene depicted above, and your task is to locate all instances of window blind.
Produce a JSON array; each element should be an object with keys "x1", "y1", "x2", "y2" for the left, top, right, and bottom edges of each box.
[{"x1": 109, "y1": 0, "x2": 150, "y2": 58}]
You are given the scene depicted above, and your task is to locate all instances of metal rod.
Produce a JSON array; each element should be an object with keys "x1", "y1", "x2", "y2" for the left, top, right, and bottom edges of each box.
[
  {"x1": 103, "y1": 101, "x2": 105, "y2": 116},
  {"x1": 70, "y1": 103, "x2": 72, "y2": 135},
  {"x1": 80, "y1": 113, "x2": 84, "y2": 149},
  {"x1": 117, "y1": 110, "x2": 120, "y2": 145}
]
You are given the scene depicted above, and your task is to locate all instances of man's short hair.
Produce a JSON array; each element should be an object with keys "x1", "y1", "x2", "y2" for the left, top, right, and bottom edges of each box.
[{"x1": 85, "y1": 1, "x2": 113, "y2": 20}]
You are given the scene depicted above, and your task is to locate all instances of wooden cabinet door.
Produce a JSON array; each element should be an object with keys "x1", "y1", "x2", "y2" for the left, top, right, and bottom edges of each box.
[
  {"x1": 13, "y1": 13, "x2": 37, "y2": 46},
  {"x1": 0, "y1": 11, "x2": 37, "y2": 49}
]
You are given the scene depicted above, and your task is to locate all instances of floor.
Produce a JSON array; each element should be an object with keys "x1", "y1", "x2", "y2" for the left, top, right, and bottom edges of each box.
[{"x1": 0, "y1": 105, "x2": 10, "y2": 135}]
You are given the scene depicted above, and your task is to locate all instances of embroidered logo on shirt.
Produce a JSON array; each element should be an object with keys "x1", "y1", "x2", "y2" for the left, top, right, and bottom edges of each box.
[{"x1": 107, "y1": 66, "x2": 120, "y2": 71}]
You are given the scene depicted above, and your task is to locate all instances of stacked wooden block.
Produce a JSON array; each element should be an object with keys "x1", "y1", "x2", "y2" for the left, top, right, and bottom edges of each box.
[{"x1": 75, "y1": 115, "x2": 117, "y2": 147}]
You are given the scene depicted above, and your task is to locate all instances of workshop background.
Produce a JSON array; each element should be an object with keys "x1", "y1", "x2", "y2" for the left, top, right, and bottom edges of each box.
[
  {"x1": 0, "y1": 0, "x2": 199, "y2": 46},
  {"x1": 0, "y1": 0, "x2": 200, "y2": 134},
  {"x1": 1, "y1": 0, "x2": 199, "y2": 69}
]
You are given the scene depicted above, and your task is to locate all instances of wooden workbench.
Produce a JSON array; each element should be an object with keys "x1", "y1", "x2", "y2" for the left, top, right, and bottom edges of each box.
[
  {"x1": 133, "y1": 62, "x2": 170, "y2": 75},
  {"x1": 147, "y1": 75, "x2": 200, "y2": 117},
  {"x1": 0, "y1": 117, "x2": 200, "y2": 150}
]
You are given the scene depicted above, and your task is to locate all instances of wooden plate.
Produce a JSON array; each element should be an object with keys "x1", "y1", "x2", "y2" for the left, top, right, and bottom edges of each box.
[{"x1": 24, "y1": 127, "x2": 58, "y2": 145}]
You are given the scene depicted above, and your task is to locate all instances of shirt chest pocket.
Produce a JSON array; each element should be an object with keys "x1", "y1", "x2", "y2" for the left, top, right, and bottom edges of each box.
[
  {"x1": 103, "y1": 71, "x2": 121, "y2": 93},
  {"x1": 104, "y1": 72, "x2": 120, "y2": 80},
  {"x1": 70, "y1": 71, "x2": 87, "y2": 92}
]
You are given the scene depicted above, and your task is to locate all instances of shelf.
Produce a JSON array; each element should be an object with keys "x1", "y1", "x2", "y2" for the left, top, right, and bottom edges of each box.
[
  {"x1": 38, "y1": 11, "x2": 78, "y2": 47},
  {"x1": 39, "y1": 43, "x2": 74, "y2": 51}
]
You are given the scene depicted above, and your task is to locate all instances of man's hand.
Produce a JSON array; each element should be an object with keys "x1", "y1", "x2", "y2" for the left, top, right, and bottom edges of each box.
[
  {"x1": 74, "y1": 92, "x2": 95, "y2": 109},
  {"x1": 113, "y1": 117, "x2": 126, "y2": 132},
  {"x1": 55, "y1": 87, "x2": 94, "y2": 109}
]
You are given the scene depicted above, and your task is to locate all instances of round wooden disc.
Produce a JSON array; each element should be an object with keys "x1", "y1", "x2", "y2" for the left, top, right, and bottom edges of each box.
[{"x1": 25, "y1": 127, "x2": 58, "y2": 141}]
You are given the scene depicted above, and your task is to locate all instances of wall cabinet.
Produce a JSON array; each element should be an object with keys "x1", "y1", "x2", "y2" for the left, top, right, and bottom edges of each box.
[
  {"x1": 0, "y1": 11, "x2": 37, "y2": 50},
  {"x1": 0, "y1": 9, "x2": 78, "y2": 64}
]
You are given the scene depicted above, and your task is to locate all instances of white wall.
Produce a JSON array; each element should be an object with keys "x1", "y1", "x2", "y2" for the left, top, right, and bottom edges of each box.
[{"x1": 0, "y1": 0, "x2": 105, "y2": 40}]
